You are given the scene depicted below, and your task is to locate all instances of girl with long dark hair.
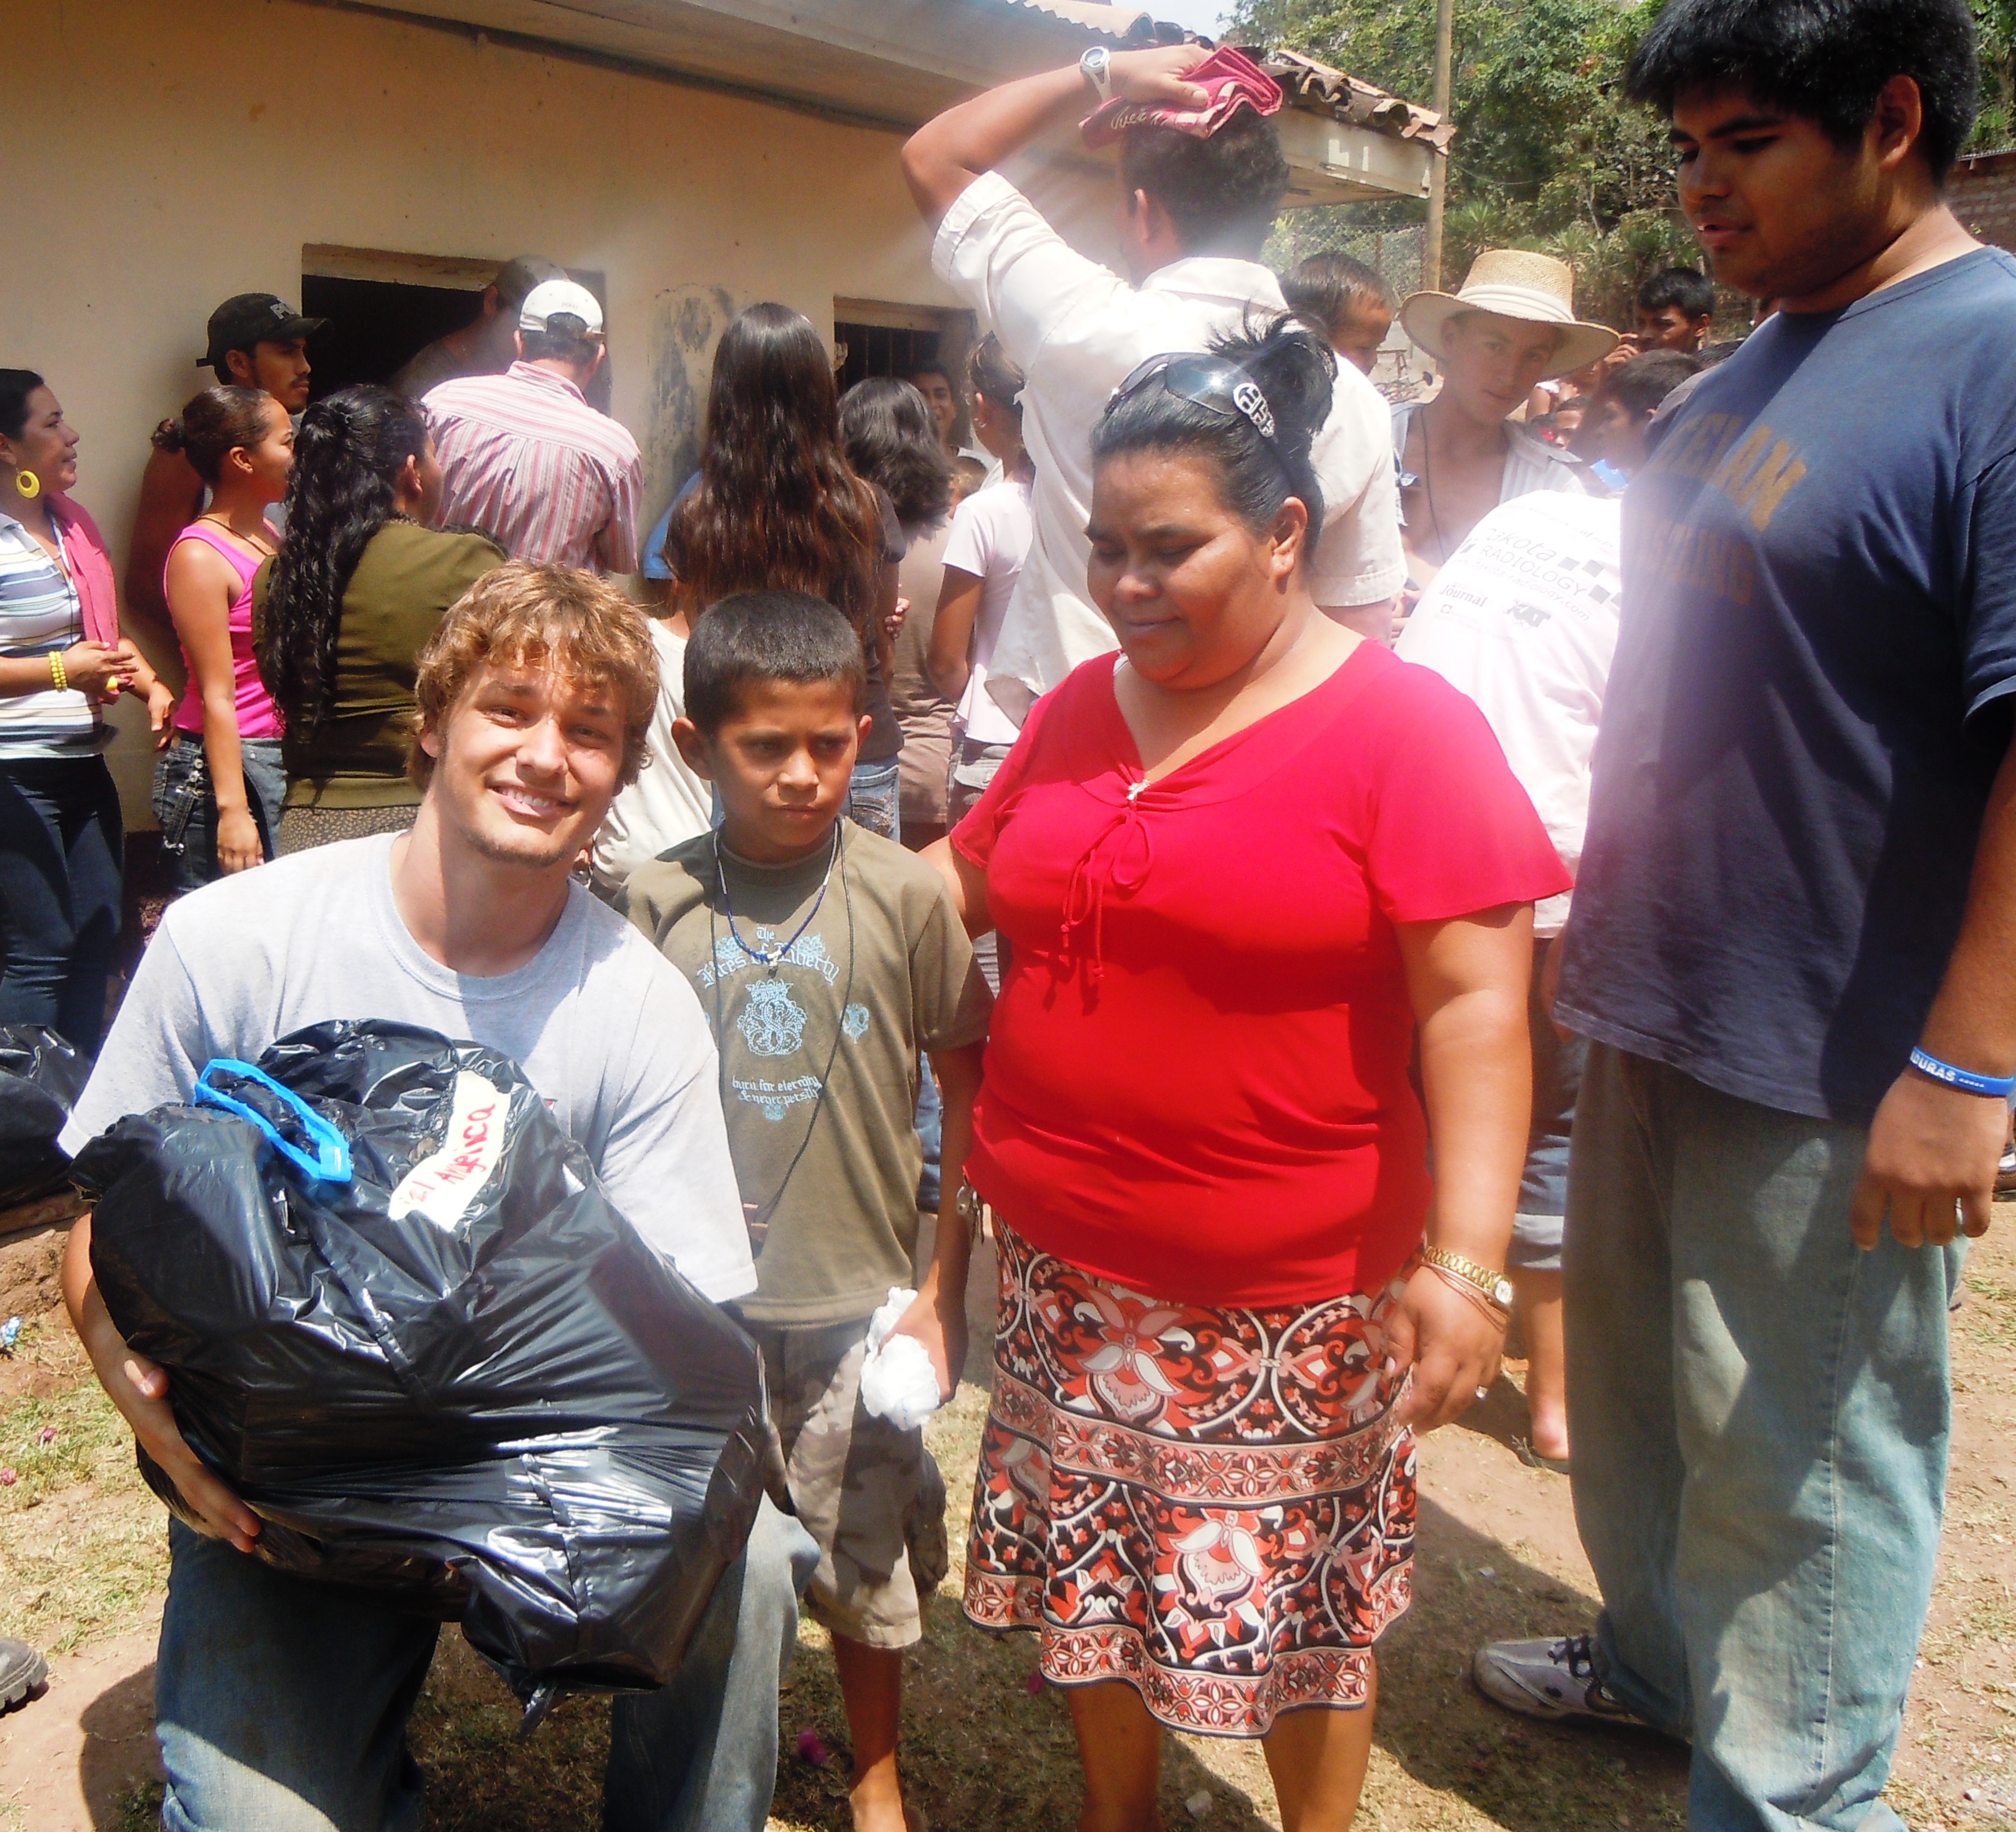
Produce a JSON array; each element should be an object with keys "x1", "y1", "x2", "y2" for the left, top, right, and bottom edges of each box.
[
  {"x1": 0, "y1": 370, "x2": 174, "y2": 1049},
  {"x1": 150, "y1": 387, "x2": 293, "y2": 891},
  {"x1": 840, "y1": 375, "x2": 954, "y2": 848},
  {"x1": 664, "y1": 304, "x2": 906, "y2": 836},
  {"x1": 254, "y1": 384, "x2": 504, "y2": 852},
  {"x1": 927, "y1": 319, "x2": 1568, "y2": 1827}
]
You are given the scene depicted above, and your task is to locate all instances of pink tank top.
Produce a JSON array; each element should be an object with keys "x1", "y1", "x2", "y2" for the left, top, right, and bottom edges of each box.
[{"x1": 166, "y1": 522, "x2": 284, "y2": 740}]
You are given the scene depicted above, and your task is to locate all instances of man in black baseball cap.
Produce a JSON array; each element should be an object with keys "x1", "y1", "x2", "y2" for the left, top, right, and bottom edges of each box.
[
  {"x1": 126, "y1": 294, "x2": 327, "y2": 636},
  {"x1": 197, "y1": 292, "x2": 326, "y2": 387}
]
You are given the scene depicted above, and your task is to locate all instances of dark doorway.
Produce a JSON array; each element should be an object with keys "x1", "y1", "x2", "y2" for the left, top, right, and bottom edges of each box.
[
  {"x1": 834, "y1": 321, "x2": 944, "y2": 396},
  {"x1": 299, "y1": 274, "x2": 481, "y2": 399}
]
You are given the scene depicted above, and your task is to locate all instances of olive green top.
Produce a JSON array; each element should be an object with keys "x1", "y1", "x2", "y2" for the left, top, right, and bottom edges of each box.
[{"x1": 255, "y1": 522, "x2": 505, "y2": 810}]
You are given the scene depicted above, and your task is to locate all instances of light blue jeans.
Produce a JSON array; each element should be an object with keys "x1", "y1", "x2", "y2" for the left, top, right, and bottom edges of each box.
[
  {"x1": 845, "y1": 758, "x2": 901, "y2": 844},
  {"x1": 155, "y1": 1498, "x2": 817, "y2": 1832},
  {"x1": 1564, "y1": 1044, "x2": 1962, "y2": 1832}
]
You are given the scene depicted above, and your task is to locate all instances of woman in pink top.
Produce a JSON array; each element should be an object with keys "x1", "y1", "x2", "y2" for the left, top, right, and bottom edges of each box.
[{"x1": 149, "y1": 389, "x2": 292, "y2": 892}]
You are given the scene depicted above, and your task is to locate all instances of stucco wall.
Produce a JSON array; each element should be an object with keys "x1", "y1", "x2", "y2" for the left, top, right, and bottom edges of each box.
[{"x1": 12, "y1": 0, "x2": 1098, "y2": 816}]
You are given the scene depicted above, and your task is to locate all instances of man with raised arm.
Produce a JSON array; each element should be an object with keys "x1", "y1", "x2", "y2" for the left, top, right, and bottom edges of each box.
[{"x1": 902, "y1": 44, "x2": 1404, "y2": 720}]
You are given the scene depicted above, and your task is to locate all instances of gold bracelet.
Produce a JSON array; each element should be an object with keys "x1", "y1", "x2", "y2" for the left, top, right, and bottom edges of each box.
[
  {"x1": 1420, "y1": 1247, "x2": 1513, "y2": 1314},
  {"x1": 47, "y1": 651, "x2": 66, "y2": 693}
]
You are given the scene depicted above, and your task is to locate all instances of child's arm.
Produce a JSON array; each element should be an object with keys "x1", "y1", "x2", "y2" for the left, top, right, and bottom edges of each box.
[{"x1": 893, "y1": 1041, "x2": 984, "y2": 1402}]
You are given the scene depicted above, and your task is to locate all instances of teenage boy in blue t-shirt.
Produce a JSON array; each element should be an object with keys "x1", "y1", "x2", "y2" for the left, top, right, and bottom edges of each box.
[{"x1": 1471, "y1": 3, "x2": 2016, "y2": 1827}]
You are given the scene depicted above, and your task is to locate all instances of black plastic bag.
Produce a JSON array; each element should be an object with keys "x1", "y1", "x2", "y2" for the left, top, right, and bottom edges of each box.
[
  {"x1": 75, "y1": 1020, "x2": 769, "y2": 1715},
  {"x1": 0, "y1": 1025, "x2": 86, "y2": 1210}
]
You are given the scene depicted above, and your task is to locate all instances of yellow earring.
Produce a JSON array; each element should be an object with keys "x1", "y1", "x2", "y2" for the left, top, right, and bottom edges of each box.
[{"x1": 12, "y1": 470, "x2": 40, "y2": 501}]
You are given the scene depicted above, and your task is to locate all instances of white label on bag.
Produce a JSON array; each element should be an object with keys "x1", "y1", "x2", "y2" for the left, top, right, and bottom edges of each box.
[{"x1": 388, "y1": 1070, "x2": 511, "y2": 1232}]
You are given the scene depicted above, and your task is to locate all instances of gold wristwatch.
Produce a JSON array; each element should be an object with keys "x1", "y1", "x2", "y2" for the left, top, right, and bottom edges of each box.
[{"x1": 1421, "y1": 1248, "x2": 1513, "y2": 1314}]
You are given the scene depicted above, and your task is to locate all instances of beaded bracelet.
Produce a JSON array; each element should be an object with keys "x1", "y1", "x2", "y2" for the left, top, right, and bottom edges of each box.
[{"x1": 47, "y1": 651, "x2": 66, "y2": 693}]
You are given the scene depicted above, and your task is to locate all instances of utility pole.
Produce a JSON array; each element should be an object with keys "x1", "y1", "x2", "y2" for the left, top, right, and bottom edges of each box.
[{"x1": 1422, "y1": 0, "x2": 1455, "y2": 290}]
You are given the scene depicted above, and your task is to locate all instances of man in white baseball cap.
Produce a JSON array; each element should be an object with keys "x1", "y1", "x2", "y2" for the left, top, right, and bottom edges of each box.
[
  {"x1": 390, "y1": 254, "x2": 568, "y2": 399},
  {"x1": 422, "y1": 275, "x2": 642, "y2": 574}
]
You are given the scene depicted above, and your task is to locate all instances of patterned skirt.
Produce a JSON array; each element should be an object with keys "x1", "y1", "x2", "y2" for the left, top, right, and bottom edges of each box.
[{"x1": 964, "y1": 1221, "x2": 1417, "y2": 1739}]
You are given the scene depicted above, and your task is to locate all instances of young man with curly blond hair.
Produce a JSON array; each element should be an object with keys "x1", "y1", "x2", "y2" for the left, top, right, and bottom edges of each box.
[{"x1": 61, "y1": 562, "x2": 815, "y2": 1832}]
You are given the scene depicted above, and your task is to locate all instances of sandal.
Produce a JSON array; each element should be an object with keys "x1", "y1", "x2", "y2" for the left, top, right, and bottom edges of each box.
[{"x1": 1515, "y1": 1436, "x2": 1572, "y2": 1476}]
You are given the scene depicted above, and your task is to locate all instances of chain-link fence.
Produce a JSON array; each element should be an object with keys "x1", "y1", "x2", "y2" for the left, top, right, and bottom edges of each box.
[{"x1": 1266, "y1": 211, "x2": 1426, "y2": 296}]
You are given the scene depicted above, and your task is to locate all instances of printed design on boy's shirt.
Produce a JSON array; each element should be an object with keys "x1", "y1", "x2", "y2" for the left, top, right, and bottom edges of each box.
[
  {"x1": 687, "y1": 905, "x2": 859, "y2": 1125},
  {"x1": 730, "y1": 1071, "x2": 822, "y2": 1122},
  {"x1": 739, "y1": 980, "x2": 809, "y2": 1058},
  {"x1": 695, "y1": 926, "x2": 841, "y2": 990}
]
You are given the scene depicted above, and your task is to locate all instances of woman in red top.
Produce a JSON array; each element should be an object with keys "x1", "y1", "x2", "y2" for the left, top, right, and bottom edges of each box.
[{"x1": 925, "y1": 320, "x2": 1568, "y2": 1831}]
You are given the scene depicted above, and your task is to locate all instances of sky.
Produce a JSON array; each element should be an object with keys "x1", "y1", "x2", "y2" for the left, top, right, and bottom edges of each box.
[{"x1": 1142, "y1": 0, "x2": 1232, "y2": 38}]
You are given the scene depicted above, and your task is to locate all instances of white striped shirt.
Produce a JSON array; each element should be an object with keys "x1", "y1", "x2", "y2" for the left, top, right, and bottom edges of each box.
[
  {"x1": 423, "y1": 363, "x2": 642, "y2": 574},
  {"x1": 0, "y1": 513, "x2": 102, "y2": 758}
]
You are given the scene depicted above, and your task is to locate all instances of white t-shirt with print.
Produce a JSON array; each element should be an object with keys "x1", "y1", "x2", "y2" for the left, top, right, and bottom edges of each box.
[
  {"x1": 940, "y1": 476, "x2": 1033, "y2": 748},
  {"x1": 63, "y1": 833, "x2": 755, "y2": 1302},
  {"x1": 932, "y1": 171, "x2": 1405, "y2": 721},
  {"x1": 1394, "y1": 492, "x2": 1621, "y2": 937}
]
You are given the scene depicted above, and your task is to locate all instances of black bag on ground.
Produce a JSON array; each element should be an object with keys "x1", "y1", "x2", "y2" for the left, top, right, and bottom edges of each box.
[
  {"x1": 74, "y1": 1019, "x2": 769, "y2": 1712},
  {"x1": 0, "y1": 1025, "x2": 86, "y2": 1209}
]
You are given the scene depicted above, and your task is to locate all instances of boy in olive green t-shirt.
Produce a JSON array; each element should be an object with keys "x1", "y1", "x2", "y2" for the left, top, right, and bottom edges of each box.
[{"x1": 625, "y1": 590, "x2": 989, "y2": 1832}]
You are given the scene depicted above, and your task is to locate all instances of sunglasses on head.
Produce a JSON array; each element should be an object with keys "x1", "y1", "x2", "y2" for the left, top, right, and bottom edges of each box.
[{"x1": 1110, "y1": 353, "x2": 1280, "y2": 448}]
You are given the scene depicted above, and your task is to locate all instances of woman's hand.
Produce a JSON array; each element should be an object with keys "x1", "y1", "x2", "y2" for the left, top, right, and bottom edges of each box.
[
  {"x1": 144, "y1": 677, "x2": 177, "y2": 745},
  {"x1": 1386, "y1": 1265, "x2": 1507, "y2": 1432},
  {"x1": 884, "y1": 597, "x2": 910, "y2": 646},
  {"x1": 58, "y1": 641, "x2": 134, "y2": 699},
  {"x1": 216, "y1": 805, "x2": 265, "y2": 875},
  {"x1": 891, "y1": 1281, "x2": 969, "y2": 1405}
]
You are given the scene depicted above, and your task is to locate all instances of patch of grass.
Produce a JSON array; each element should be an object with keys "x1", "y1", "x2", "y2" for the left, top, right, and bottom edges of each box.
[
  {"x1": 0, "y1": 1333, "x2": 166, "y2": 1656},
  {"x1": 1964, "y1": 1272, "x2": 2016, "y2": 1353},
  {"x1": 406, "y1": 1636, "x2": 611, "y2": 1832},
  {"x1": 113, "y1": 1778, "x2": 163, "y2": 1832}
]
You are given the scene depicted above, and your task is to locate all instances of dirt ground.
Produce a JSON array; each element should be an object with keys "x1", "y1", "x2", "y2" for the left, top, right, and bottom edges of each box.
[{"x1": 1, "y1": 1213, "x2": 2011, "y2": 1831}]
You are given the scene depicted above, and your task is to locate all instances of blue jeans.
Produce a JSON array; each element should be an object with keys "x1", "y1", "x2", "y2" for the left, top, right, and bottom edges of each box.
[
  {"x1": 1511, "y1": 939, "x2": 1586, "y2": 1275},
  {"x1": 845, "y1": 758, "x2": 901, "y2": 844},
  {"x1": 151, "y1": 732, "x2": 287, "y2": 895},
  {"x1": 1564, "y1": 1044, "x2": 1962, "y2": 1831},
  {"x1": 155, "y1": 1499, "x2": 818, "y2": 1831},
  {"x1": 0, "y1": 755, "x2": 123, "y2": 1051}
]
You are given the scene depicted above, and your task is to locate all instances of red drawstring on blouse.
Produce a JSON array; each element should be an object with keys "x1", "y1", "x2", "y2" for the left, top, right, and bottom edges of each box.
[{"x1": 1059, "y1": 777, "x2": 1158, "y2": 982}]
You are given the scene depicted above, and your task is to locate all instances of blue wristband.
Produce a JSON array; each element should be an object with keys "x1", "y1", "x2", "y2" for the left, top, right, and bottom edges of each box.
[{"x1": 1907, "y1": 1045, "x2": 2016, "y2": 1100}]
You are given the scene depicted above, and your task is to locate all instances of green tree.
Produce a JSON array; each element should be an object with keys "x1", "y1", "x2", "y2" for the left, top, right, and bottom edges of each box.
[{"x1": 1236, "y1": 0, "x2": 2016, "y2": 323}]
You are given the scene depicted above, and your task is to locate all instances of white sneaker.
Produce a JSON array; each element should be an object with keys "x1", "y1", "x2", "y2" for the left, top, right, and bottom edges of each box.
[{"x1": 1472, "y1": 1634, "x2": 1652, "y2": 1729}]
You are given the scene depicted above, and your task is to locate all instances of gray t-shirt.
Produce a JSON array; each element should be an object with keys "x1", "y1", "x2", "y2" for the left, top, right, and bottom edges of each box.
[{"x1": 64, "y1": 833, "x2": 755, "y2": 1303}]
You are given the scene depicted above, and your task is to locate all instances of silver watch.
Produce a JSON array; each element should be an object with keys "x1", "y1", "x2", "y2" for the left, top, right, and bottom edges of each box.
[{"x1": 1080, "y1": 46, "x2": 1114, "y2": 103}]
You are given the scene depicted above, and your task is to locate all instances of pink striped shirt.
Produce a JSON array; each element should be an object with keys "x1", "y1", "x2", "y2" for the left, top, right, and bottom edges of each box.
[{"x1": 423, "y1": 362, "x2": 642, "y2": 574}]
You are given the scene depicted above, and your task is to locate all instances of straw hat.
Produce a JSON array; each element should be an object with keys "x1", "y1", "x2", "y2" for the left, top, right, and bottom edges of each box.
[{"x1": 1400, "y1": 250, "x2": 1619, "y2": 380}]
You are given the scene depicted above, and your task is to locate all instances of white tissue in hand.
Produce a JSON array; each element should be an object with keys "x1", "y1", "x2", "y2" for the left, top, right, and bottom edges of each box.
[{"x1": 859, "y1": 1285, "x2": 943, "y2": 1430}]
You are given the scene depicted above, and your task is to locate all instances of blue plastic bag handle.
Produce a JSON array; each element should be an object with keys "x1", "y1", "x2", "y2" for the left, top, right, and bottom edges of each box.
[{"x1": 193, "y1": 1059, "x2": 353, "y2": 1185}]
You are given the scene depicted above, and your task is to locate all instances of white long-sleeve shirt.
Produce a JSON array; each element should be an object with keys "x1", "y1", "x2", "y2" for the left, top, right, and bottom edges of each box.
[{"x1": 932, "y1": 171, "x2": 1405, "y2": 721}]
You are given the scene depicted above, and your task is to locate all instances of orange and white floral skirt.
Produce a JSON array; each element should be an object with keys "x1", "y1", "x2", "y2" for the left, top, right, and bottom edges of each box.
[{"x1": 963, "y1": 1220, "x2": 1417, "y2": 1739}]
